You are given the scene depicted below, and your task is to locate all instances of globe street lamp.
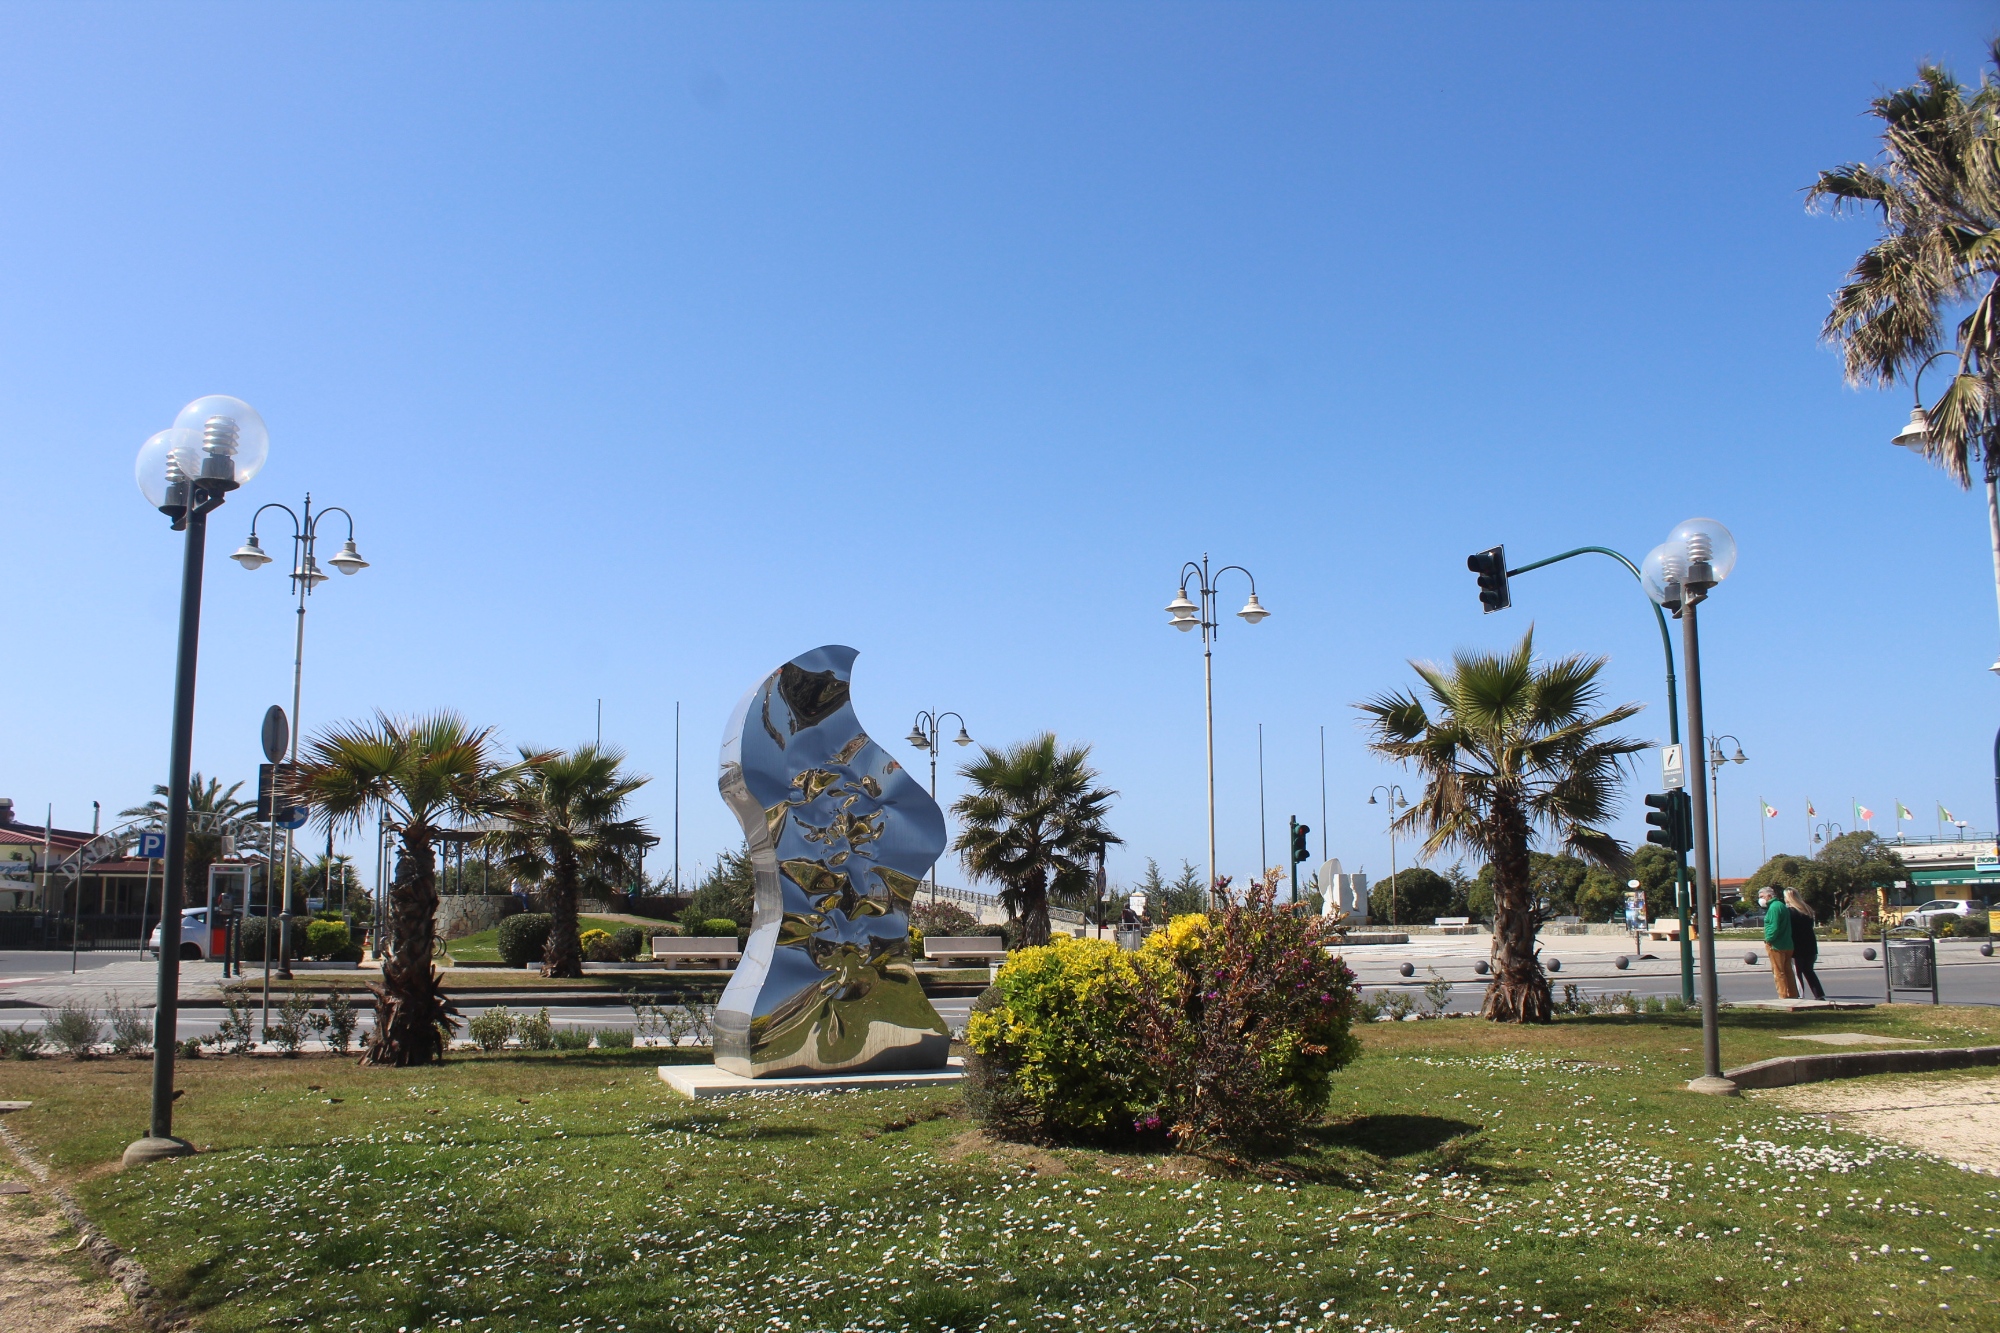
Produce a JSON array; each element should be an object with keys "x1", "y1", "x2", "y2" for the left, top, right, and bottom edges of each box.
[
  {"x1": 906, "y1": 710, "x2": 973, "y2": 903},
  {"x1": 126, "y1": 395, "x2": 269, "y2": 1167},
  {"x1": 1367, "y1": 784, "x2": 1408, "y2": 925},
  {"x1": 1643, "y1": 517, "x2": 1738, "y2": 1096},
  {"x1": 1705, "y1": 734, "x2": 1747, "y2": 879},
  {"x1": 233, "y1": 496, "x2": 367, "y2": 1003},
  {"x1": 1166, "y1": 555, "x2": 1270, "y2": 910}
]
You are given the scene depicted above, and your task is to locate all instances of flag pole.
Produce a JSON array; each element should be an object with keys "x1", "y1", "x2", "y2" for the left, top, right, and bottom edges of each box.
[{"x1": 1759, "y1": 799, "x2": 1766, "y2": 867}]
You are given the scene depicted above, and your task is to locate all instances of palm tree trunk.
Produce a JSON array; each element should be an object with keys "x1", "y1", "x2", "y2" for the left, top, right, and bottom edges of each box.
[
  {"x1": 1482, "y1": 806, "x2": 1551, "y2": 1023},
  {"x1": 1019, "y1": 870, "x2": 1051, "y2": 949},
  {"x1": 542, "y1": 846, "x2": 583, "y2": 979},
  {"x1": 364, "y1": 834, "x2": 457, "y2": 1065}
]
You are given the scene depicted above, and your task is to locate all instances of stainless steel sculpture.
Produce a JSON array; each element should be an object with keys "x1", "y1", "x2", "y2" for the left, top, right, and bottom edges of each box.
[{"x1": 713, "y1": 645, "x2": 952, "y2": 1076}]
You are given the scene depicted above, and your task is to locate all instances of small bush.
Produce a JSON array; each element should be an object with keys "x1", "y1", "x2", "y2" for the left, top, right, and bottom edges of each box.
[
  {"x1": 1378, "y1": 991, "x2": 1416, "y2": 1021},
  {"x1": 579, "y1": 927, "x2": 612, "y2": 953},
  {"x1": 177, "y1": 1037, "x2": 203, "y2": 1059},
  {"x1": 1663, "y1": 995, "x2": 1690, "y2": 1014},
  {"x1": 1642, "y1": 995, "x2": 1666, "y2": 1014},
  {"x1": 0, "y1": 1026, "x2": 45, "y2": 1060},
  {"x1": 516, "y1": 1008, "x2": 557, "y2": 1051},
  {"x1": 268, "y1": 993, "x2": 313, "y2": 1055},
  {"x1": 305, "y1": 918, "x2": 352, "y2": 959},
  {"x1": 909, "y1": 900, "x2": 981, "y2": 936},
  {"x1": 611, "y1": 927, "x2": 644, "y2": 960},
  {"x1": 105, "y1": 995, "x2": 152, "y2": 1055},
  {"x1": 1420, "y1": 967, "x2": 1453, "y2": 1015},
  {"x1": 594, "y1": 1026, "x2": 634, "y2": 1049},
  {"x1": 966, "y1": 936, "x2": 1149, "y2": 1138},
  {"x1": 1955, "y1": 913, "x2": 1991, "y2": 938},
  {"x1": 908, "y1": 927, "x2": 925, "y2": 959},
  {"x1": 46, "y1": 1001, "x2": 103, "y2": 1058},
  {"x1": 696, "y1": 918, "x2": 740, "y2": 938},
  {"x1": 306, "y1": 991, "x2": 359, "y2": 1053},
  {"x1": 204, "y1": 995, "x2": 257, "y2": 1054},
  {"x1": 468, "y1": 1006, "x2": 516, "y2": 1052},
  {"x1": 498, "y1": 913, "x2": 553, "y2": 967},
  {"x1": 552, "y1": 1025, "x2": 592, "y2": 1050}
]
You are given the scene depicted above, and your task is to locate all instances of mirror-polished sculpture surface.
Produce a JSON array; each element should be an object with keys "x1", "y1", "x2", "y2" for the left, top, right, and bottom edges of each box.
[{"x1": 713, "y1": 646, "x2": 951, "y2": 1076}]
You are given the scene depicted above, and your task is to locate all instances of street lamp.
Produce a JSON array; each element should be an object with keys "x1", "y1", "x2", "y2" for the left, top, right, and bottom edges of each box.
[
  {"x1": 1165, "y1": 555, "x2": 1270, "y2": 910},
  {"x1": 1706, "y1": 734, "x2": 1747, "y2": 878},
  {"x1": 126, "y1": 395, "x2": 268, "y2": 1167},
  {"x1": 1642, "y1": 516, "x2": 1738, "y2": 1096},
  {"x1": 1812, "y1": 820, "x2": 1844, "y2": 852},
  {"x1": 907, "y1": 709, "x2": 973, "y2": 902},
  {"x1": 1367, "y1": 784, "x2": 1408, "y2": 925},
  {"x1": 235, "y1": 496, "x2": 367, "y2": 1001}
]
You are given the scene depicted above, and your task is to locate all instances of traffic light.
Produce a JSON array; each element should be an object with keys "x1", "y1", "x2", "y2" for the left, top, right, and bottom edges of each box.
[
  {"x1": 1644, "y1": 791, "x2": 1691, "y2": 853},
  {"x1": 1467, "y1": 546, "x2": 1510, "y2": 613},
  {"x1": 1290, "y1": 819, "x2": 1311, "y2": 864}
]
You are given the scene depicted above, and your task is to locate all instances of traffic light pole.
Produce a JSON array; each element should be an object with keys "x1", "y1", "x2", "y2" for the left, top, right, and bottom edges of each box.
[{"x1": 1505, "y1": 545, "x2": 1694, "y2": 1003}]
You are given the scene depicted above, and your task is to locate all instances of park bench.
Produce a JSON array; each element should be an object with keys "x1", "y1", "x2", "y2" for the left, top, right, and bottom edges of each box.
[
  {"x1": 651, "y1": 936, "x2": 742, "y2": 968},
  {"x1": 1647, "y1": 917, "x2": 1682, "y2": 941},
  {"x1": 923, "y1": 935, "x2": 1008, "y2": 964},
  {"x1": 1431, "y1": 915, "x2": 1480, "y2": 935}
]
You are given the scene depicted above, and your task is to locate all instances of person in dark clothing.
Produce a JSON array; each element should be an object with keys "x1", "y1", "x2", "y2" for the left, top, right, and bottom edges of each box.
[{"x1": 1784, "y1": 887, "x2": 1825, "y2": 1001}]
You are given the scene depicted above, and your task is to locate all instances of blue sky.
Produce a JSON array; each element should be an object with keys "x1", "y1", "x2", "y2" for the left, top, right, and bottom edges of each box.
[{"x1": 6, "y1": 1, "x2": 1997, "y2": 894}]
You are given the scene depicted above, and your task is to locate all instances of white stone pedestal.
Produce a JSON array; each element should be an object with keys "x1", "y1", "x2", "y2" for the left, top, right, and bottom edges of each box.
[{"x1": 658, "y1": 1058, "x2": 965, "y2": 1099}]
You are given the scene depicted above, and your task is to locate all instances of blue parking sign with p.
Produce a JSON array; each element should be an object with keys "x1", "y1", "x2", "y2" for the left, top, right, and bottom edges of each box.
[{"x1": 137, "y1": 831, "x2": 167, "y2": 859}]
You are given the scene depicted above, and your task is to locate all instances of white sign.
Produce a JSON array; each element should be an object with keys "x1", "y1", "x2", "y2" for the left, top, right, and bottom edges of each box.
[{"x1": 1660, "y1": 744, "x2": 1685, "y2": 792}]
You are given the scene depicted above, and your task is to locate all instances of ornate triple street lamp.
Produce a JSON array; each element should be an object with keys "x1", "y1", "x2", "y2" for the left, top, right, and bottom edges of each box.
[
  {"x1": 1165, "y1": 555, "x2": 1270, "y2": 910},
  {"x1": 232, "y1": 496, "x2": 368, "y2": 991},
  {"x1": 126, "y1": 396, "x2": 269, "y2": 1167},
  {"x1": 1367, "y1": 784, "x2": 1408, "y2": 925},
  {"x1": 906, "y1": 711, "x2": 973, "y2": 902}
]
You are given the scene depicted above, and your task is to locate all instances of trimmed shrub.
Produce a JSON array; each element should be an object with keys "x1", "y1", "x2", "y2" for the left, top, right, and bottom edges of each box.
[
  {"x1": 552, "y1": 1025, "x2": 592, "y2": 1050},
  {"x1": 468, "y1": 1006, "x2": 516, "y2": 1052},
  {"x1": 612, "y1": 927, "x2": 645, "y2": 960},
  {"x1": 498, "y1": 913, "x2": 554, "y2": 967},
  {"x1": 697, "y1": 918, "x2": 740, "y2": 938},
  {"x1": 516, "y1": 1008, "x2": 557, "y2": 1050},
  {"x1": 579, "y1": 928, "x2": 615, "y2": 961},
  {"x1": 46, "y1": 1001, "x2": 103, "y2": 1058},
  {"x1": 1954, "y1": 913, "x2": 1991, "y2": 938},
  {"x1": 305, "y1": 918, "x2": 352, "y2": 960},
  {"x1": 965, "y1": 936, "x2": 1150, "y2": 1138},
  {"x1": 594, "y1": 1026, "x2": 634, "y2": 1049}
]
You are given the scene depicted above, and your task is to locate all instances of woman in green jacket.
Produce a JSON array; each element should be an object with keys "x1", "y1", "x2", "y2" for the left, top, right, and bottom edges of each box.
[{"x1": 1758, "y1": 886, "x2": 1798, "y2": 999}]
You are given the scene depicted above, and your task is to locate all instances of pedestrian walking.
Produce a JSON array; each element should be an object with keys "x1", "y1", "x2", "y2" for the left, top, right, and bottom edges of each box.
[
  {"x1": 1758, "y1": 885, "x2": 1798, "y2": 999},
  {"x1": 1785, "y1": 888, "x2": 1825, "y2": 1001}
]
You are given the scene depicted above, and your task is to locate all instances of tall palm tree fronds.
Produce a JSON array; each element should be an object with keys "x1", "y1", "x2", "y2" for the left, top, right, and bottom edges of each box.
[
  {"x1": 1357, "y1": 630, "x2": 1646, "y2": 1023},
  {"x1": 952, "y1": 733, "x2": 1121, "y2": 949},
  {"x1": 120, "y1": 773, "x2": 260, "y2": 895},
  {"x1": 293, "y1": 711, "x2": 521, "y2": 1066},
  {"x1": 1810, "y1": 40, "x2": 2000, "y2": 486},
  {"x1": 488, "y1": 744, "x2": 652, "y2": 979}
]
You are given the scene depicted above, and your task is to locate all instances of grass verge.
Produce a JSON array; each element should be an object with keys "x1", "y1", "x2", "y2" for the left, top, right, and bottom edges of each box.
[{"x1": 2, "y1": 1006, "x2": 1996, "y2": 1332}]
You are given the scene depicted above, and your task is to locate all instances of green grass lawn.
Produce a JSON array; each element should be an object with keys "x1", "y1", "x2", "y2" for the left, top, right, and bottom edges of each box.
[
  {"x1": 444, "y1": 914, "x2": 651, "y2": 963},
  {"x1": 4, "y1": 1006, "x2": 1998, "y2": 1333}
]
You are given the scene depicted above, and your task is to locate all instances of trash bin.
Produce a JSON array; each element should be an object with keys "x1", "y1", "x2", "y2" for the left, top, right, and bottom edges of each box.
[
  {"x1": 1845, "y1": 916, "x2": 1865, "y2": 943},
  {"x1": 1883, "y1": 931, "x2": 1939, "y2": 1004},
  {"x1": 1114, "y1": 927, "x2": 1145, "y2": 952}
]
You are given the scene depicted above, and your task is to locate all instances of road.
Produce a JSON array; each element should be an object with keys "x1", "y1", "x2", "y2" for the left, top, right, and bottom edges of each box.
[{"x1": 3, "y1": 934, "x2": 1994, "y2": 1046}]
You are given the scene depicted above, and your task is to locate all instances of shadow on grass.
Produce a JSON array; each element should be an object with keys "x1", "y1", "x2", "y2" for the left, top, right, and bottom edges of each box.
[{"x1": 1314, "y1": 1113, "x2": 1484, "y2": 1158}]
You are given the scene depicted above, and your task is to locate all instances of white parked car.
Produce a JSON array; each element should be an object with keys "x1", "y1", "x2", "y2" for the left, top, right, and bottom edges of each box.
[
  {"x1": 1903, "y1": 898, "x2": 1988, "y2": 931},
  {"x1": 147, "y1": 907, "x2": 218, "y2": 960}
]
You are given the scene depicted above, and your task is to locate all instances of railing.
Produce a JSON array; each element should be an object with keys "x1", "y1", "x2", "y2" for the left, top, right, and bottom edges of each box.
[
  {"x1": 924, "y1": 881, "x2": 1002, "y2": 910},
  {"x1": 1883, "y1": 831, "x2": 1996, "y2": 848}
]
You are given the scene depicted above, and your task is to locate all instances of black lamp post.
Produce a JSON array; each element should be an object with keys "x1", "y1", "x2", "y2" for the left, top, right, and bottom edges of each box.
[{"x1": 124, "y1": 396, "x2": 268, "y2": 1168}]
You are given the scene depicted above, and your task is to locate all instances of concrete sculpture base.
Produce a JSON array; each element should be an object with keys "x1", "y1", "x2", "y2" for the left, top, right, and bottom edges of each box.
[{"x1": 659, "y1": 1058, "x2": 965, "y2": 1100}]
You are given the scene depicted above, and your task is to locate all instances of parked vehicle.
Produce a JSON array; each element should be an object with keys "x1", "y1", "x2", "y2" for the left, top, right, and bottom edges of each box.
[
  {"x1": 1903, "y1": 898, "x2": 1988, "y2": 932},
  {"x1": 147, "y1": 907, "x2": 219, "y2": 960}
]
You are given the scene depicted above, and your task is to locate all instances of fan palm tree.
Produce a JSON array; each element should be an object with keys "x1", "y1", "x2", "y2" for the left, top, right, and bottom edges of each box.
[
  {"x1": 1811, "y1": 42, "x2": 2000, "y2": 487},
  {"x1": 119, "y1": 773, "x2": 259, "y2": 899},
  {"x1": 952, "y1": 733, "x2": 1120, "y2": 949},
  {"x1": 488, "y1": 744, "x2": 652, "y2": 978},
  {"x1": 292, "y1": 712, "x2": 523, "y2": 1065},
  {"x1": 1357, "y1": 630, "x2": 1645, "y2": 1023}
]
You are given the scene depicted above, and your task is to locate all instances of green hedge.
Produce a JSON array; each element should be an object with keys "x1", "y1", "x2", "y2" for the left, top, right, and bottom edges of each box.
[
  {"x1": 695, "y1": 918, "x2": 740, "y2": 938},
  {"x1": 498, "y1": 913, "x2": 553, "y2": 967}
]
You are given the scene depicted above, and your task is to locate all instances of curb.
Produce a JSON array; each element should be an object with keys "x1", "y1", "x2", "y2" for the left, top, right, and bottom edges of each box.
[
  {"x1": 0, "y1": 1114, "x2": 193, "y2": 1331},
  {"x1": 1725, "y1": 1044, "x2": 2000, "y2": 1090}
]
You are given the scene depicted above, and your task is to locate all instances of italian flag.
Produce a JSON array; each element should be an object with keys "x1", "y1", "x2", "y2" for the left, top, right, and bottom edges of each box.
[
  {"x1": 1856, "y1": 803, "x2": 1875, "y2": 822},
  {"x1": 1897, "y1": 802, "x2": 1914, "y2": 821},
  {"x1": 1761, "y1": 801, "x2": 1777, "y2": 818}
]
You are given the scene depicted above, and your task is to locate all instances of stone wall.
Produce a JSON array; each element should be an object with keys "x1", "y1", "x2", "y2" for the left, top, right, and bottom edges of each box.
[{"x1": 436, "y1": 894, "x2": 521, "y2": 940}]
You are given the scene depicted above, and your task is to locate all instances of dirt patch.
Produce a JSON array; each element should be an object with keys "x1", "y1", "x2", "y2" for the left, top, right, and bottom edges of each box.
[
  {"x1": 938, "y1": 1127, "x2": 1070, "y2": 1175},
  {"x1": 1758, "y1": 1070, "x2": 2000, "y2": 1174},
  {"x1": 0, "y1": 1168, "x2": 142, "y2": 1333}
]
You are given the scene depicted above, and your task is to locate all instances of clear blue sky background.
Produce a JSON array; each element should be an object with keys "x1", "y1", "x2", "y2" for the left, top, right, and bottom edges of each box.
[{"x1": 6, "y1": 2, "x2": 1997, "y2": 896}]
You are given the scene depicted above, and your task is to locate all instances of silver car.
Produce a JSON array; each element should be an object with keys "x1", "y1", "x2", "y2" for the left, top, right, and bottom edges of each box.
[
  {"x1": 1903, "y1": 898, "x2": 1988, "y2": 931},
  {"x1": 146, "y1": 907, "x2": 215, "y2": 960}
]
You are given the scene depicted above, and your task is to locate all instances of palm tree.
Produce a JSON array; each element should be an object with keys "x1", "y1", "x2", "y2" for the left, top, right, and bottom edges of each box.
[
  {"x1": 1811, "y1": 43, "x2": 1999, "y2": 487},
  {"x1": 292, "y1": 712, "x2": 522, "y2": 1065},
  {"x1": 120, "y1": 773, "x2": 259, "y2": 900},
  {"x1": 952, "y1": 733, "x2": 1120, "y2": 949},
  {"x1": 488, "y1": 745, "x2": 652, "y2": 978},
  {"x1": 1357, "y1": 630, "x2": 1645, "y2": 1023}
]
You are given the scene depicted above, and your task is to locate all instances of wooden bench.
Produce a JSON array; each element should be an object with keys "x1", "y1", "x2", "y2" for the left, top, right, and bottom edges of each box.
[
  {"x1": 923, "y1": 935, "x2": 1007, "y2": 964},
  {"x1": 652, "y1": 936, "x2": 742, "y2": 968}
]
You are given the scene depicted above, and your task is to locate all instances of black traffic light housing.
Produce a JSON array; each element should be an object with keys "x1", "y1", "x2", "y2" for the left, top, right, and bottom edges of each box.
[
  {"x1": 1290, "y1": 819, "x2": 1311, "y2": 864},
  {"x1": 1643, "y1": 791, "x2": 1691, "y2": 853},
  {"x1": 1468, "y1": 546, "x2": 1510, "y2": 613}
]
